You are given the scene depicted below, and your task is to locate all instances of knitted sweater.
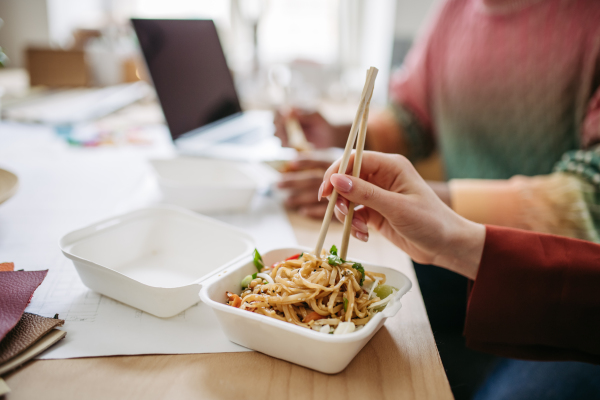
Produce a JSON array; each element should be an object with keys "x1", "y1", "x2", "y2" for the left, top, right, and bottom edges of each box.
[{"x1": 389, "y1": 0, "x2": 600, "y2": 241}]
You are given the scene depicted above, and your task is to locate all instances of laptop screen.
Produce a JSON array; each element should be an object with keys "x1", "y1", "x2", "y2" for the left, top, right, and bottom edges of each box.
[{"x1": 132, "y1": 19, "x2": 242, "y2": 140}]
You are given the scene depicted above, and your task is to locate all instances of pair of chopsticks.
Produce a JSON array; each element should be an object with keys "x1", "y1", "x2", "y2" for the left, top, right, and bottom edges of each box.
[{"x1": 314, "y1": 67, "x2": 378, "y2": 260}]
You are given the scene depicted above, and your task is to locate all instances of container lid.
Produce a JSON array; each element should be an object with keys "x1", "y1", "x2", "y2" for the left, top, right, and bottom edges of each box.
[
  {"x1": 149, "y1": 157, "x2": 258, "y2": 188},
  {"x1": 60, "y1": 205, "x2": 256, "y2": 289}
]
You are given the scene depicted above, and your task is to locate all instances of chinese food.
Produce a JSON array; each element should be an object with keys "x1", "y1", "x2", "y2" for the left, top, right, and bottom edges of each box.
[{"x1": 225, "y1": 246, "x2": 397, "y2": 334}]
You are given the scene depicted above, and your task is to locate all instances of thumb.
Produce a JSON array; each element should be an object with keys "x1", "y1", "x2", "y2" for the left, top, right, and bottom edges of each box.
[{"x1": 330, "y1": 173, "x2": 400, "y2": 217}]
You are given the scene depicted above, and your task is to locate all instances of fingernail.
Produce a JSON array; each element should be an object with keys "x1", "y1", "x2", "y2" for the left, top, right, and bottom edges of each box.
[
  {"x1": 331, "y1": 174, "x2": 352, "y2": 193},
  {"x1": 317, "y1": 182, "x2": 324, "y2": 201},
  {"x1": 352, "y1": 218, "x2": 368, "y2": 233},
  {"x1": 335, "y1": 199, "x2": 348, "y2": 215},
  {"x1": 356, "y1": 231, "x2": 369, "y2": 242}
]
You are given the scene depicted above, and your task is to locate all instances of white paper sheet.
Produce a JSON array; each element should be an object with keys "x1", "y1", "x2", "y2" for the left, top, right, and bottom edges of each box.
[{"x1": 0, "y1": 123, "x2": 296, "y2": 359}]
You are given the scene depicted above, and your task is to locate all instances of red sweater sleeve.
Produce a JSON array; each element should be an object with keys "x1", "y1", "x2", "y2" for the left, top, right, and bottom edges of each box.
[{"x1": 464, "y1": 225, "x2": 600, "y2": 364}]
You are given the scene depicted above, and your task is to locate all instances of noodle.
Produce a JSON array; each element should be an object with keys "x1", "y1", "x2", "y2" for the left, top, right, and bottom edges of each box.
[{"x1": 226, "y1": 246, "x2": 394, "y2": 334}]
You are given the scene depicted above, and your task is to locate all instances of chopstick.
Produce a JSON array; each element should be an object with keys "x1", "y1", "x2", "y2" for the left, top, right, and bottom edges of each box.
[
  {"x1": 339, "y1": 91, "x2": 372, "y2": 260},
  {"x1": 313, "y1": 67, "x2": 378, "y2": 257}
]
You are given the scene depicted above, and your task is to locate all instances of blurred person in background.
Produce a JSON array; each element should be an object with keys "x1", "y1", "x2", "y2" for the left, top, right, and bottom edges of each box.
[{"x1": 275, "y1": 0, "x2": 600, "y2": 398}]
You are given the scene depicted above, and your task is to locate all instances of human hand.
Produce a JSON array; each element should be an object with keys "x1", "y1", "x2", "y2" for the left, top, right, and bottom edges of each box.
[
  {"x1": 278, "y1": 156, "x2": 334, "y2": 218},
  {"x1": 274, "y1": 108, "x2": 349, "y2": 149},
  {"x1": 320, "y1": 152, "x2": 485, "y2": 279},
  {"x1": 427, "y1": 181, "x2": 451, "y2": 207}
]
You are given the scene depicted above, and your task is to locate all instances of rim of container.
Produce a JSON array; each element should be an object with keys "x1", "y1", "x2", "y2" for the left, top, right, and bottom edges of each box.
[
  {"x1": 59, "y1": 204, "x2": 256, "y2": 289},
  {"x1": 149, "y1": 159, "x2": 259, "y2": 189}
]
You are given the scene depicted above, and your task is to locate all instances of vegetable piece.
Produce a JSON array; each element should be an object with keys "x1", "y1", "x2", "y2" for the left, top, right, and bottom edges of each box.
[
  {"x1": 368, "y1": 278, "x2": 380, "y2": 299},
  {"x1": 302, "y1": 311, "x2": 325, "y2": 323},
  {"x1": 252, "y1": 272, "x2": 258, "y2": 279},
  {"x1": 352, "y1": 263, "x2": 365, "y2": 285},
  {"x1": 257, "y1": 272, "x2": 274, "y2": 285},
  {"x1": 343, "y1": 297, "x2": 348, "y2": 312},
  {"x1": 240, "y1": 275, "x2": 253, "y2": 288},
  {"x1": 253, "y1": 249, "x2": 264, "y2": 272},
  {"x1": 319, "y1": 325, "x2": 330, "y2": 334},
  {"x1": 330, "y1": 245, "x2": 338, "y2": 256},
  {"x1": 368, "y1": 289, "x2": 397, "y2": 311},
  {"x1": 285, "y1": 253, "x2": 301, "y2": 261},
  {"x1": 225, "y1": 291, "x2": 242, "y2": 308},
  {"x1": 326, "y1": 244, "x2": 344, "y2": 266},
  {"x1": 333, "y1": 322, "x2": 356, "y2": 335},
  {"x1": 231, "y1": 295, "x2": 242, "y2": 308},
  {"x1": 327, "y1": 253, "x2": 343, "y2": 266},
  {"x1": 373, "y1": 284, "x2": 398, "y2": 300}
]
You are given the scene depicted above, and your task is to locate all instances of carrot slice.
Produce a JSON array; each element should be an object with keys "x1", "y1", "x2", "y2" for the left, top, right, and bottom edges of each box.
[
  {"x1": 302, "y1": 311, "x2": 324, "y2": 323},
  {"x1": 270, "y1": 253, "x2": 301, "y2": 268},
  {"x1": 231, "y1": 294, "x2": 242, "y2": 308}
]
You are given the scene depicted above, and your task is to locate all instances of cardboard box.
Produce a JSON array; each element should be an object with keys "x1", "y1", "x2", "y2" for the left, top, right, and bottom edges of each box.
[{"x1": 26, "y1": 48, "x2": 89, "y2": 87}]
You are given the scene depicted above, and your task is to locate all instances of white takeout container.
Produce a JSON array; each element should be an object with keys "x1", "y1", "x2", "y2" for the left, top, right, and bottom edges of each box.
[
  {"x1": 59, "y1": 205, "x2": 255, "y2": 317},
  {"x1": 200, "y1": 246, "x2": 412, "y2": 374},
  {"x1": 149, "y1": 157, "x2": 259, "y2": 213}
]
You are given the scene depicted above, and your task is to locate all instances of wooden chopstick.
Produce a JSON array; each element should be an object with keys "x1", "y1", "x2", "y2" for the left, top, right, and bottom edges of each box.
[
  {"x1": 313, "y1": 67, "x2": 378, "y2": 257},
  {"x1": 339, "y1": 91, "x2": 373, "y2": 260}
]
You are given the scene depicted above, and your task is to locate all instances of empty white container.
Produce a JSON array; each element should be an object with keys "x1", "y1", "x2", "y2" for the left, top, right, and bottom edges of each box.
[
  {"x1": 200, "y1": 246, "x2": 412, "y2": 374},
  {"x1": 149, "y1": 157, "x2": 259, "y2": 213},
  {"x1": 59, "y1": 205, "x2": 255, "y2": 317}
]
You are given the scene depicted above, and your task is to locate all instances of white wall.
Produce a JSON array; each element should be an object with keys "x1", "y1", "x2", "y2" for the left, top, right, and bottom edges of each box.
[
  {"x1": 0, "y1": 0, "x2": 51, "y2": 68},
  {"x1": 46, "y1": 0, "x2": 105, "y2": 47}
]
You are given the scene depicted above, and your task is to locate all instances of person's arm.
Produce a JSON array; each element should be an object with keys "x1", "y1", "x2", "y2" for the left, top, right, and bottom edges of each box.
[
  {"x1": 449, "y1": 85, "x2": 600, "y2": 242},
  {"x1": 320, "y1": 151, "x2": 600, "y2": 363},
  {"x1": 465, "y1": 225, "x2": 600, "y2": 364},
  {"x1": 449, "y1": 171, "x2": 598, "y2": 241}
]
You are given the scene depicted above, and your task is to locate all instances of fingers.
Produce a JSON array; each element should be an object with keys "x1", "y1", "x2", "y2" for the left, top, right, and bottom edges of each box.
[
  {"x1": 333, "y1": 204, "x2": 369, "y2": 242},
  {"x1": 330, "y1": 173, "x2": 401, "y2": 218},
  {"x1": 286, "y1": 158, "x2": 332, "y2": 172},
  {"x1": 298, "y1": 203, "x2": 329, "y2": 219},
  {"x1": 285, "y1": 190, "x2": 323, "y2": 208},
  {"x1": 321, "y1": 152, "x2": 419, "y2": 199},
  {"x1": 278, "y1": 169, "x2": 324, "y2": 190},
  {"x1": 321, "y1": 153, "x2": 357, "y2": 198},
  {"x1": 273, "y1": 111, "x2": 289, "y2": 147},
  {"x1": 333, "y1": 194, "x2": 388, "y2": 237},
  {"x1": 334, "y1": 198, "x2": 369, "y2": 233}
]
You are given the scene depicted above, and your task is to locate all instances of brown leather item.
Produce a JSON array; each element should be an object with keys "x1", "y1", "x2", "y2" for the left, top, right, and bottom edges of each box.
[
  {"x1": 0, "y1": 313, "x2": 64, "y2": 364},
  {"x1": 0, "y1": 329, "x2": 66, "y2": 376},
  {"x1": 0, "y1": 270, "x2": 48, "y2": 341}
]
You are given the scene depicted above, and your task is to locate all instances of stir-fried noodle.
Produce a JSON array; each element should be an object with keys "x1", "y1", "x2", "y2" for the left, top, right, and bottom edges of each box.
[{"x1": 226, "y1": 246, "x2": 396, "y2": 334}]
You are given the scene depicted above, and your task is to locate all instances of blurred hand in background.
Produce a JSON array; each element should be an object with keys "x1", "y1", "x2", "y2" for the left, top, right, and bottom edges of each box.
[
  {"x1": 274, "y1": 108, "x2": 349, "y2": 149},
  {"x1": 274, "y1": 108, "x2": 347, "y2": 218},
  {"x1": 277, "y1": 155, "x2": 334, "y2": 218},
  {"x1": 274, "y1": 107, "x2": 448, "y2": 219}
]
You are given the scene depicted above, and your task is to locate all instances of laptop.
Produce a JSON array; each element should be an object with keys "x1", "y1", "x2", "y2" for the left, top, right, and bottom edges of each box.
[{"x1": 131, "y1": 18, "x2": 271, "y2": 155}]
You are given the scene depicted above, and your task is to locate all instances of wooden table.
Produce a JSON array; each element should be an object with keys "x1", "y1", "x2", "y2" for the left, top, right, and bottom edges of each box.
[{"x1": 4, "y1": 210, "x2": 452, "y2": 400}]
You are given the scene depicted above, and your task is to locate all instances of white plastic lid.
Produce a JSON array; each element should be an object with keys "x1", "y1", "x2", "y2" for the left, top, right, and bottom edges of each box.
[{"x1": 60, "y1": 205, "x2": 255, "y2": 288}]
